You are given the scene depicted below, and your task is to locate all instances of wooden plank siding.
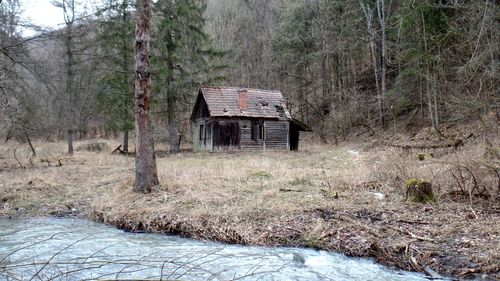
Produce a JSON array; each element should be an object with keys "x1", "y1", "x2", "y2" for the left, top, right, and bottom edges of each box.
[
  {"x1": 263, "y1": 120, "x2": 289, "y2": 150},
  {"x1": 239, "y1": 119, "x2": 288, "y2": 151},
  {"x1": 240, "y1": 119, "x2": 263, "y2": 150},
  {"x1": 192, "y1": 118, "x2": 212, "y2": 151}
]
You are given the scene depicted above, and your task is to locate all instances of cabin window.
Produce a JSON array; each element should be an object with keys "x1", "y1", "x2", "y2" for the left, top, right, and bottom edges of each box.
[
  {"x1": 199, "y1": 124, "x2": 205, "y2": 140},
  {"x1": 251, "y1": 121, "x2": 265, "y2": 141}
]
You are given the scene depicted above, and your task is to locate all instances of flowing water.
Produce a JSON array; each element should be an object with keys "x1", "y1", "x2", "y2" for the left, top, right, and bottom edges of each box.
[{"x1": 0, "y1": 218, "x2": 430, "y2": 280}]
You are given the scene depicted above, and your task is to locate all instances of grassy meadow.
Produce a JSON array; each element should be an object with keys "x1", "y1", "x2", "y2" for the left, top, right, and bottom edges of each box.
[{"x1": 0, "y1": 138, "x2": 498, "y2": 279}]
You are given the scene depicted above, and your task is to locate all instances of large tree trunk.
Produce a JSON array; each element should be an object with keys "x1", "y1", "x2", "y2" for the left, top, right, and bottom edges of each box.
[{"x1": 134, "y1": 0, "x2": 159, "y2": 193}]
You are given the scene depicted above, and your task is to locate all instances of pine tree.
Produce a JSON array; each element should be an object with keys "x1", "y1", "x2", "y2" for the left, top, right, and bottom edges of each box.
[
  {"x1": 96, "y1": 0, "x2": 134, "y2": 153},
  {"x1": 152, "y1": 0, "x2": 224, "y2": 153}
]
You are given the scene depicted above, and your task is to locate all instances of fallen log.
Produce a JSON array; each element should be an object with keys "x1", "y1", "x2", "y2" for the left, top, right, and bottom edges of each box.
[
  {"x1": 390, "y1": 139, "x2": 464, "y2": 150},
  {"x1": 111, "y1": 145, "x2": 124, "y2": 154},
  {"x1": 41, "y1": 158, "x2": 63, "y2": 167}
]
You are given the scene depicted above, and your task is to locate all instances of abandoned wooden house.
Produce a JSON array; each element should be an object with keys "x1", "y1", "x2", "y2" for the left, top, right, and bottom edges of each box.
[{"x1": 191, "y1": 87, "x2": 310, "y2": 151}]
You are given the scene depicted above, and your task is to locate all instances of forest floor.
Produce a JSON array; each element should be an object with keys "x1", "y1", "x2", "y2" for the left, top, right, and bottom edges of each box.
[{"x1": 0, "y1": 130, "x2": 498, "y2": 280}]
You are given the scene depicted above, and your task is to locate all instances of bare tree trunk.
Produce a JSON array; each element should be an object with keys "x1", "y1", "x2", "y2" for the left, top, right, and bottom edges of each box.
[
  {"x1": 121, "y1": 0, "x2": 129, "y2": 154},
  {"x1": 376, "y1": 0, "x2": 388, "y2": 129},
  {"x1": 419, "y1": 74, "x2": 424, "y2": 122},
  {"x1": 167, "y1": 86, "x2": 180, "y2": 153},
  {"x1": 134, "y1": 0, "x2": 159, "y2": 193},
  {"x1": 421, "y1": 11, "x2": 443, "y2": 141},
  {"x1": 123, "y1": 130, "x2": 129, "y2": 154},
  {"x1": 360, "y1": 0, "x2": 383, "y2": 128},
  {"x1": 64, "y1": 6, "x2": 74, "y2": 155}
]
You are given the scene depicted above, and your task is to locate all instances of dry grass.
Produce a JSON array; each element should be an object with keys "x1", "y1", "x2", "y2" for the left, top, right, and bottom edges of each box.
[{"x1": 0, "y1": 138, "x2": 498, "y2": 279}]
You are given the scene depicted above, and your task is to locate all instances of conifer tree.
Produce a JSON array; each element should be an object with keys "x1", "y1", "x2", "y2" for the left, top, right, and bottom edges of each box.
[
  {"x1": 96, "y1": 0, "x2": 134, "y2": 153},
  {"x1": 152, "y1": 0, "x2": 224, "y2": 153}
]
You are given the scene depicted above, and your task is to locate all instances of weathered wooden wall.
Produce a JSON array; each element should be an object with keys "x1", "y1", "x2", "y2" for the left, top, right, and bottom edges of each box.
[
  {"x1": 240, "y1": 119, "x2": 288, "y2": 151},
  {"x1": 194, "y1": 117, "x2": 289, "y2": 151},
  {"x1": 212, "y1": 119, "x2": 240, "y2": 151},
  {"x1": 192, "y1": 119, "x2": 212, "y2": 151},
  {"x1": 264, "y1": 120, "x2": 289, "y2": 150}
]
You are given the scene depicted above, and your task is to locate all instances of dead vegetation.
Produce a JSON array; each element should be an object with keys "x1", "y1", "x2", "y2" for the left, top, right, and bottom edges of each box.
[{"x1": 0, "y1": 134, "x2": 498, "y2": 279}]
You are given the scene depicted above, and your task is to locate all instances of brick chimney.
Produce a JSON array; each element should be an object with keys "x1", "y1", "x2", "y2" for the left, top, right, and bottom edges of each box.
[{"x1": 239, "y1": 89, "x2": 248, "y2": 110}]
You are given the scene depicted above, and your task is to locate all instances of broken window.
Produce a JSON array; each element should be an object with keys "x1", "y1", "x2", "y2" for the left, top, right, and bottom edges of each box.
[{"x1": 251, "y1": 121, "x2": 265, "y2": 141}]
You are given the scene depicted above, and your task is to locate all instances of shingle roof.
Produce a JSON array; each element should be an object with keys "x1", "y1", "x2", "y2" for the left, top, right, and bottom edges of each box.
[{"x1": 200, "y1": 87, "x2": 291, "y2": 119}]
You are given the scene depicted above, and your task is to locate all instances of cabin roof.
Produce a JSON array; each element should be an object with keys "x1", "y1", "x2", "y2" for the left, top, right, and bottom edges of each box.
[{"x1": 198, "y1": 86, "x2": 292, "y2": 119}]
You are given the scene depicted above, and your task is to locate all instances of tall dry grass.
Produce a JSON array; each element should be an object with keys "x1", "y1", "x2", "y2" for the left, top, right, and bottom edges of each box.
[{"x1": 0, "y1": 137, "x2": 498, "y2": 277}]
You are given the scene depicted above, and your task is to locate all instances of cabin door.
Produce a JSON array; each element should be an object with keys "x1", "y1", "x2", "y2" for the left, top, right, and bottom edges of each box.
[
  {"x1": 289, "y1": 123, "x2": 300, "y2": 151},
  {"x1": 213, "y1": 120, "x2": 240, "y2": 150}
]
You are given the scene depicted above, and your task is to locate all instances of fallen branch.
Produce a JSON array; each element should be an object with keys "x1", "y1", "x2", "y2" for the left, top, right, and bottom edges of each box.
[
  {"x1": 389, "y1": 139, "x2": 464, "y2": 150},
  {"x1": 388, "y1": 225, "x2": 435, "y2": 242},
  {"x1": 13, "y1": 147, "x2": 24, "y2": 168},
  {"x1": 41, "y1": 158, "x2": 63, "y2": 167},
  {"x1": 24, "y1": 129, "x2": 36, "y2": 157},
  {"x1": 279, "y1": 188, "x2": 303, "y2": 192},
  {"x1": 112, "y1": 145, "x2": 124, "y2": 155}
]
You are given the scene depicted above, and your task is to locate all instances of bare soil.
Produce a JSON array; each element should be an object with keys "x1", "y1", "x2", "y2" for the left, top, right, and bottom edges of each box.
[{"x1": 0, "y1": 137, "x2": 498, "y2": 280}]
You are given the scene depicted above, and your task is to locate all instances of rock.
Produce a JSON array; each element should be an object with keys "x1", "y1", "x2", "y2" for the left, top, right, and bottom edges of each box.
[
  {"x1": 405, "y1": 178, "x2": 435, "y2": 203},
  {"x1": 292, "y1": 253, "x2": 305, "y2": 264}
]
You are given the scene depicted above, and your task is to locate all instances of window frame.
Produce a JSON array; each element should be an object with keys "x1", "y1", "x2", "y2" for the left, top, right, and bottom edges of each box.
[
  {"x1": 251, "y1": 121, "x2": 265, "y2": 141},
  {"x1": 199, "y1": 124, "x2": 205, "y2": 141}
]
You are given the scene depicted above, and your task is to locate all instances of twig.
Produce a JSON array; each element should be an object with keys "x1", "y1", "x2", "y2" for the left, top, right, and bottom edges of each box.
[
  {"x1": 13, "y1": 147, "x2": 24, "y2": 168},
  {"x1": 24, "y1": 129, "x2": 36, "y2": 157},
  {"x1": 388, "y1": 225, "x2": 435, "y2": 242}
]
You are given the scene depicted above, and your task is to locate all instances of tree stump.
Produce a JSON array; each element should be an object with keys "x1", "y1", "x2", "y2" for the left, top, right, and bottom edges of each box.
[{"x1": 405, "y1": 178, "x2": 435, "y2": 203}]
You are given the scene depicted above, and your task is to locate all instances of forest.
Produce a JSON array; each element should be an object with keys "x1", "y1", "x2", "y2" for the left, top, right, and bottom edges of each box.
[
  {"x1": 1, "y1": 0, "x2": 497, "y2": 149},
  {"x1": 0, "y1": 0, "x2": 499, "y2": 280}
]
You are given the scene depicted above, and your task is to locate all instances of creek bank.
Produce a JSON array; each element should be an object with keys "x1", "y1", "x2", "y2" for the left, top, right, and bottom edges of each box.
[{"x1": 89, "y1": 206, "x2": 495, "y2": 280}]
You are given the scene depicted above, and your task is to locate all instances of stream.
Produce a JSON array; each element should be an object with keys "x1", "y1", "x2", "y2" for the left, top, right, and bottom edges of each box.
[{"x1": 0, "y1": 218, "x2": 431, "y2": 280}]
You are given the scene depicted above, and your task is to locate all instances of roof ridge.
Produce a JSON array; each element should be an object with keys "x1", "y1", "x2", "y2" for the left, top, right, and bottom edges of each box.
[{"x1": 201, "y1": 86, "x2": 282, "y2": 93}]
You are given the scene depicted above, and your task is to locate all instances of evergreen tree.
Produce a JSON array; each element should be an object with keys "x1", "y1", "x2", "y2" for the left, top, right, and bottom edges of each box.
[
  {"x1": 152, "y1": 0, "x2": 224, "y2": 153},
  {"x1": 96, "y1": 0, "x2": 134, "y2": 153}
]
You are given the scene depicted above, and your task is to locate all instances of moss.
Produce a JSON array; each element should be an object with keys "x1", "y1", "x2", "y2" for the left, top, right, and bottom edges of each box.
[
  {"x1": 404, "y1": 178, "x2": 425, "y2": 188},
  {"x1": 405, "y1": 178, "x2": 435, "y2": 203},
  {"x1": 250, "y1": 170, "x2": 272, "y2": 178},
  {"x1": 416, "y1": 153, "x2": 425, "y2": 161}
]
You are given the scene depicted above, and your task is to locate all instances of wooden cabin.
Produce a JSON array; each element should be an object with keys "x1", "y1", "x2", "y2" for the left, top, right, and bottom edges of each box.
[{"x1": 190, "y1": 87, "x2": 310, "y2": 151}]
